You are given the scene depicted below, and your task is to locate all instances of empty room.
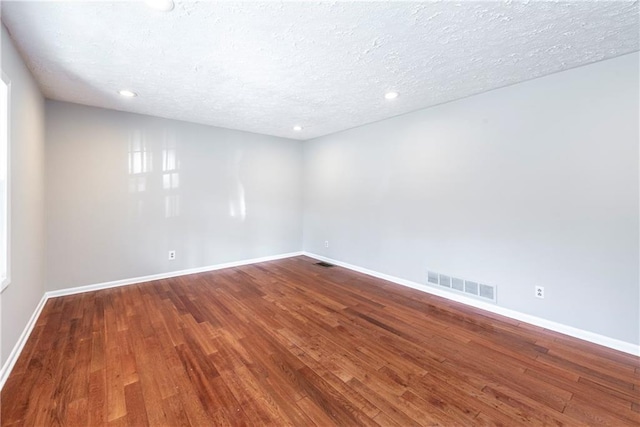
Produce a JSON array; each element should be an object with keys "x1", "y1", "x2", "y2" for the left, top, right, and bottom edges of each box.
[{"x1": 0, "y1": 0, "x2": 639, "y2": 425}]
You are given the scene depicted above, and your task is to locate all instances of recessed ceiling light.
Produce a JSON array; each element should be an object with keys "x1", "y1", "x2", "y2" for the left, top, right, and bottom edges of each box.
[
  {"x1": 384, "y1": 91, "x2": 399, "y2": 100},
  {"x1": 293, "y1": 125, "x2": 303, "y2": 131},
  {"x1": 145, "y1": 0, "x2": 175, "y2": 12},
  {"x1": 118, "y1": 89, "x2": 137, "y2": 98}
]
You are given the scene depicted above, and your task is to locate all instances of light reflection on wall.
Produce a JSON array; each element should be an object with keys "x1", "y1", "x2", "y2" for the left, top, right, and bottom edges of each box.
[
  {"x1": 128, "y1": 129, "x2": 152, "y2": 194},
  {"x1": 162, "y1": 130, "x2": 180, "y2": 218},
  {"x1": 228, "y1": 182, "x2": 246, "y2": 219},
  {"x1": 162, "y1": 172, "x2": 179, "y2": 190},
  {"x1": 228, "y1": 150, "x2": 246, "y2": 221},
  {"x1": 164, "y1": 194, "x2": 180, "y2": 218},
  {"x1": 128, "y1": 130, "x2": 153, "y2": 219}
]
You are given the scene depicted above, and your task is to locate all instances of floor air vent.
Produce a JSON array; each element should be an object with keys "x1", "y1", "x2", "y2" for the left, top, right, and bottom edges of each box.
[
  {"x1": 427, "y1": 270, "x2": 497, "y2": 303},
  {"x1": 315, "y1": 261, "x2": 335, "y2": 268}
]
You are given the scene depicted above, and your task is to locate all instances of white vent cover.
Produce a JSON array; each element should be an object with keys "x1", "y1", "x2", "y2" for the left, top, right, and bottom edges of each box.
[
  {"x1": 451, "y1": 277, "x2": 464, "y2": 292},
  {"x1": 426, "y1": 270, "x2": 497, "y2": 303},
  {"x1": 479, "y1": 284, "x2": 495, "y2": 300},
  {"x1": 439, "y1": 274, "x2": 451, "y2": 288},
  {"x1": 465, "y1": 281, "x2": 479, "y2": 295},
  {"x1": 428, "y1": 271, "x2": 439, "y2": 284}
]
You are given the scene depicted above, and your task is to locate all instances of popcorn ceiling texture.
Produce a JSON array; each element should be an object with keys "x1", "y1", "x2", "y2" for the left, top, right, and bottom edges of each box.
[{"x1": 2, "y1": 1, "x2": 638, "y2": 140}]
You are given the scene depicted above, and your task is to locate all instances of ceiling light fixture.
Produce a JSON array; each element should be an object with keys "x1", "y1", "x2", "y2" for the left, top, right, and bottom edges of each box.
[
  {"x1": 118, "y1": 89, "x2": 137, "y2": 98},
  {"x1": 145, "y1": 0, "x2": 175, "y2": 12},
  {"x1": 293, "y1": 125, "x2": 303, "y2": 131},
  {"x1": 384, "y1": 91, "x2": 399, "y2": 100}
]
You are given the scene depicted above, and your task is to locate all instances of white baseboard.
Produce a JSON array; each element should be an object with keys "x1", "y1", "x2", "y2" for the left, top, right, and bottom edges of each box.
[
  {"x1": 0, "y1": 294, "x2": 48, "y2": 390},
  {"x1": 46, "y1": 251, "x2": 304, "y2": 298},
  {"x1": 303, "y1": 252, "x2": 640, "y2": 357},
  {"x1": 0, "y1": 251, "x2": 303, "y2": 391},
  {"x1": 2, "y1": 249, "x2": 636, "y2": 393}
]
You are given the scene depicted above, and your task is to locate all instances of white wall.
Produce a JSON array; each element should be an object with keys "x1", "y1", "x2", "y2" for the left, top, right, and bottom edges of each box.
[
  {"x1": 2, "y1": 18, "x2": 638, "y2": 357},
  {"x1": 303, "y1": 52, "x2": 639, "y2": 346},
  {"x1": 45, "y1": 101, "x2": 302, "y2": 291},
  {"x1": 0, "y1": 24, "x2": 46, "y2": 365}
]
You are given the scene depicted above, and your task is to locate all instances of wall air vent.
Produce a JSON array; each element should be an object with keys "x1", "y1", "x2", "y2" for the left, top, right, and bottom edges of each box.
[
  {"x1": 439, "y1": 274, "x2": 451, "y2": 288},
  {"x1": 479, "y1": 284, "x2": 495, "y2": 300},
  {"x1": 426, "y1": 269, "x2": 497, "y2": 303},
  {"x1": 427, "y1": 271, "x2": 439, "y2": 284},
  {"x1": 451, "y1": 277, "x2": 464, "y2": 292},
  {"x1": 465, "y1": 281, "x2": 479, "y2": 295}
]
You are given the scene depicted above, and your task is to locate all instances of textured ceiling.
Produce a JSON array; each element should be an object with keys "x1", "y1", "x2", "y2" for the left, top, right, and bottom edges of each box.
[{"x1": 2, "y1": 1, "x2": 638, "y2": 140}]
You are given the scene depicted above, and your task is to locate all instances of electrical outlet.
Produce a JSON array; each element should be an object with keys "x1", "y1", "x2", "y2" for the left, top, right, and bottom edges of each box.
[
  {"x1": 324, "y1": 241, "x2": 329, "y2": 248},
  {"x1": 535, "y1": 286, "x2": 544, "y2": 299},
  {"x1": 168, "y1": 250, "x2": 176, "y2": 260}
]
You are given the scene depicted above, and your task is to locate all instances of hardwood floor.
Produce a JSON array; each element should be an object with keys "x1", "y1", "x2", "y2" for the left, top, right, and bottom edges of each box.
[{"x1": 1, "y1": 256, "x2": 639, "y2": 426}]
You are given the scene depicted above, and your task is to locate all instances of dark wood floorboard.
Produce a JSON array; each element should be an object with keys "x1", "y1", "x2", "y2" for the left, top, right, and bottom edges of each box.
[{"x1": 1, "y1": 256, "x2": 639, "y2": 426}]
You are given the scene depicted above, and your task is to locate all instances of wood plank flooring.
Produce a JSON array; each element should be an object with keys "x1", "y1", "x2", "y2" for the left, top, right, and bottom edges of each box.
[{"x1": 1, "y1": 256, "x2": 639, "y2": 426}]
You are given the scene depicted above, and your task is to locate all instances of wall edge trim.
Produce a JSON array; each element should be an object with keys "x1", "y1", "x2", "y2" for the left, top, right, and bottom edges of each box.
[
  {"x1": 46, "y1": 251, "x2": 304, "y2": 298},
  {"x1": 0, "y1": 293, "x2": 48, "y2": 390},
  {"x1": 0, "y1": 251, "x2": 303, "y2": 390},
  {"x1": 3, "y1": 249, "x2": 635, "y2": 393},
  {"x1": 302, "y1": 251, "x2": 640, "y2": 357}
]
